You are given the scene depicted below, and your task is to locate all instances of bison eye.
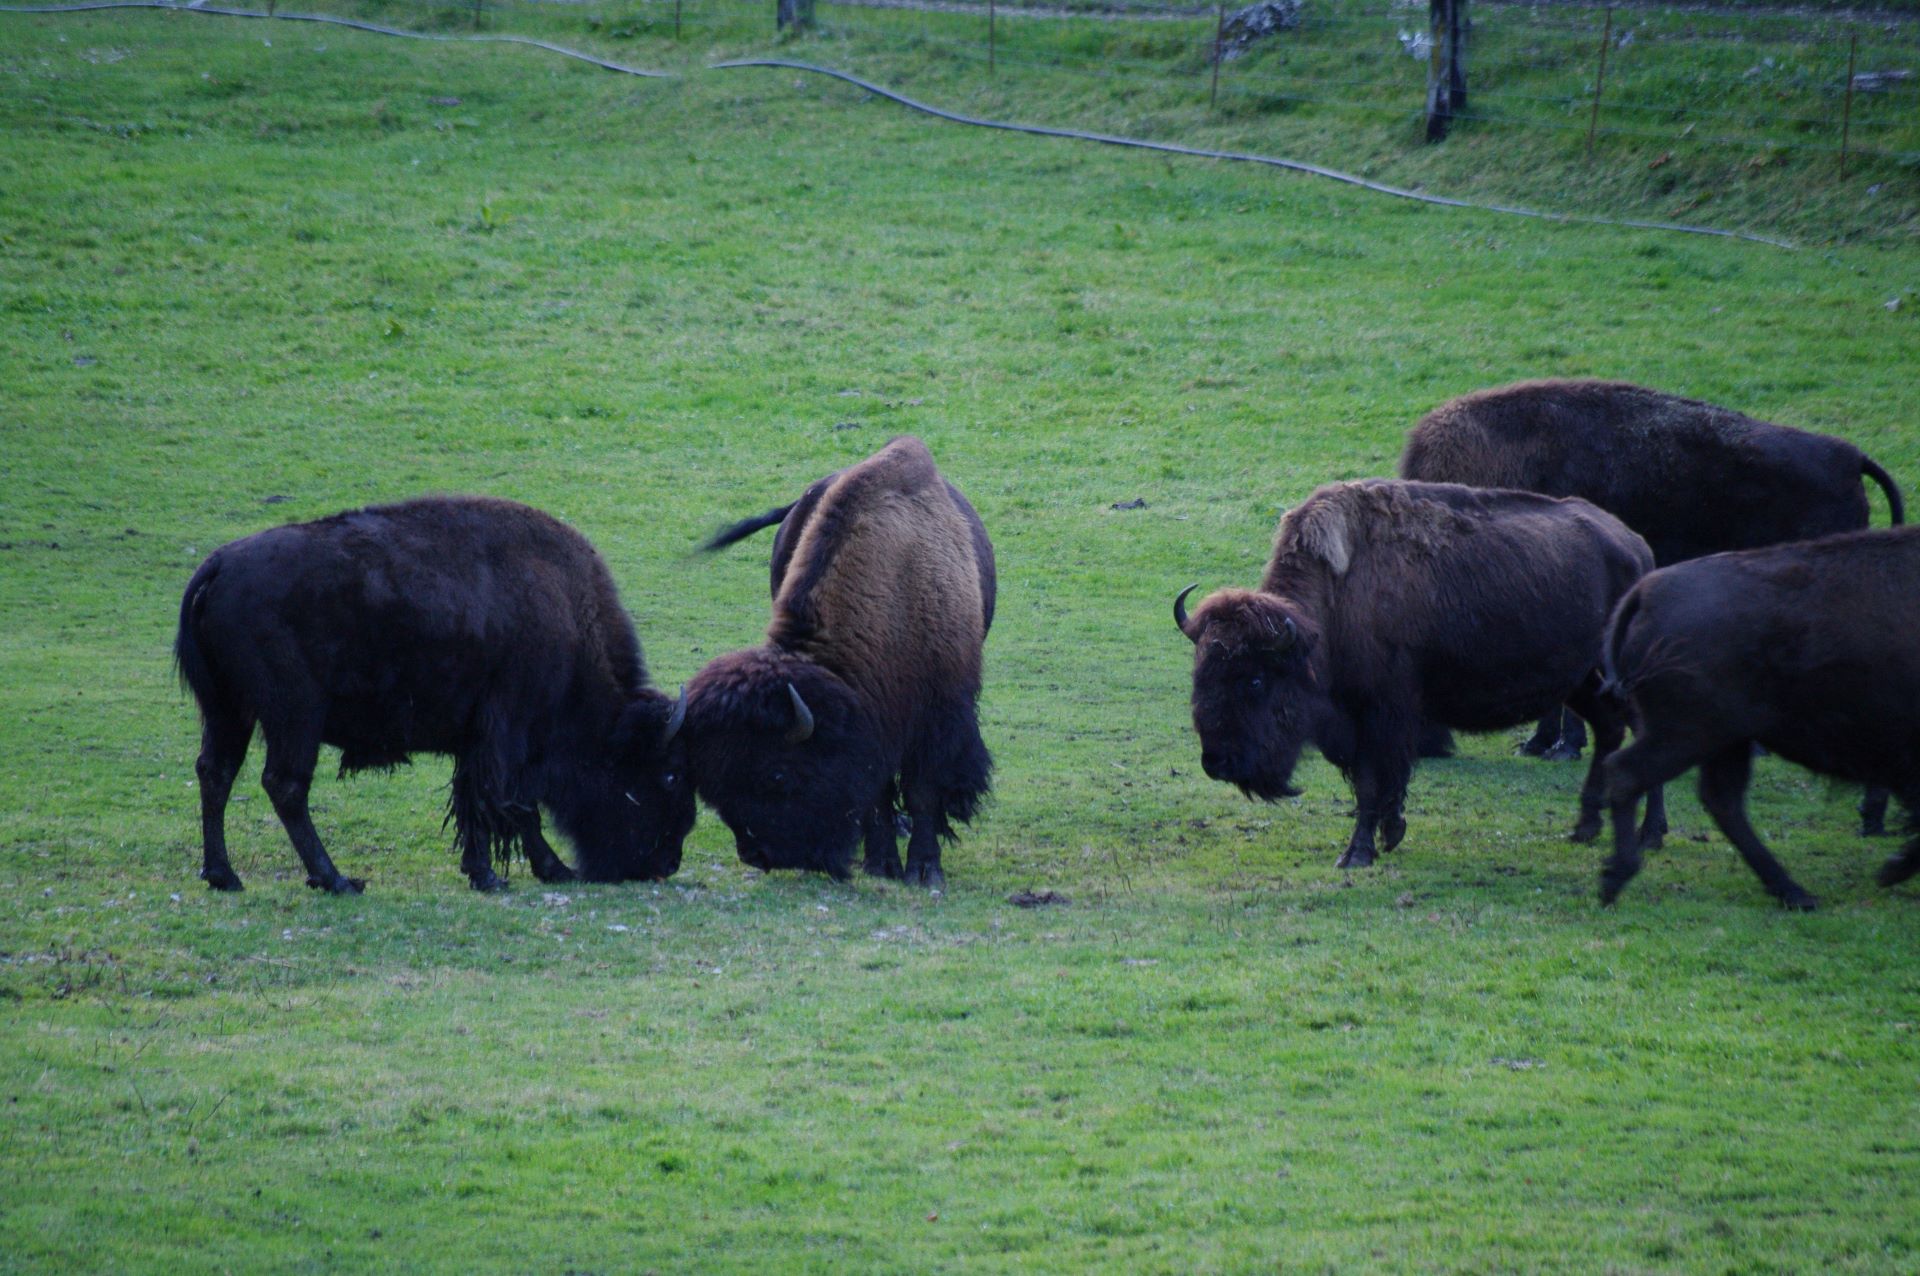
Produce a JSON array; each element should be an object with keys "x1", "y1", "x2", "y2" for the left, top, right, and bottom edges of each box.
[
  {"x1": 1248, "y1": 676, "x2": 1265, "y2": 692},
  {"x1": 661, "y1": 771, "x2": 678, "y2": 788}
]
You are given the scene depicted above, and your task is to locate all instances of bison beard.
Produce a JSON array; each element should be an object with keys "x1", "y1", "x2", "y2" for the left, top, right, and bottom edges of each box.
[
  {"x1": 684, "y1": 437, "x2": 994, "y2": 890},
  {"x1": 1598, "y1": 525, "x2": 1920, "y2": 910},
  {"x1": 174, "y1": 496, "x2": 694, "y2": 894},
  {"x1": 1399, "y1": 378, "x2": 1905, "y2": 764},
  {"x1": 1178, "y1": 480, "x2": 1663, "y2": 871}
]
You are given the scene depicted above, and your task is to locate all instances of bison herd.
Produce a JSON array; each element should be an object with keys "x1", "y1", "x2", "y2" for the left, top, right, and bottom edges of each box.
[{"x1": 176, "y1": 381, "x2": 1912, "y2": 910}]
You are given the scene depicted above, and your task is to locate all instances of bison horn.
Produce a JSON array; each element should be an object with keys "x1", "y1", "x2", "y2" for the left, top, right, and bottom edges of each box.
[
  {"x1": 785, "y1": 682, "x2": 815, "y2": 745},
  {"x1": 662, "y1": 685, "x2": 687, "y2": 746},
  {"x1": 1173, "y1": 583, "x2": 1201, "y2": 643}
]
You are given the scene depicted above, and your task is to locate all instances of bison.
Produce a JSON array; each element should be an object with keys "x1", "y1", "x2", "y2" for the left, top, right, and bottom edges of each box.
[
  {"x1": 682, "y1": 437, "x2": 994, "y2": 891},
  {"x1": 1177, "y1": 479, "x2": 1660, "y2": 869},
  {"x1": 1400, "y1": 378, "x2": 1905, "y2": 766},
  {"x1": 1598, "y1": 526, "x2": 1920, "y2": 910},
  {"x1": 175, "y1": 496, "x2": 694, "y2": 894}
]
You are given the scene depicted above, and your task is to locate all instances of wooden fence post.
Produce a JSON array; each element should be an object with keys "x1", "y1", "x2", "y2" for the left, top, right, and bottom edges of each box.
[
  {"x1": 989, "y1": 0, "x2": 996, "y2": 74},
  {"x1": 472, "y1": 0, "x2": 482, "y2": 29},
  {"x1": 1840, "y1": 30, "x2": 1857, "y2": 178},
  {"x1": 1210, "y1": 3, "x2": 1224, "y2": 111},
  {"x1": 1586, "y1": 5, "x2": 1612, "y2": 160},
  {"x1": 674, "y1": 0, "x2": 682, "y2": 41},
  {"x1": 777, "y1": 0, "x2": 813, "y2": 32}
]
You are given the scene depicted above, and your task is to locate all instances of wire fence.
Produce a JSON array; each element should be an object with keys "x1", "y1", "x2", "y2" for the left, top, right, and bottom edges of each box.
[{"x1": 22, "y1": 0, "x2": 1920, "y2": 168}]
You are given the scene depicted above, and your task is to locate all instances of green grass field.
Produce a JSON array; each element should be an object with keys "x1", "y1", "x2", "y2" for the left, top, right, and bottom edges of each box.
[{"x1": 3, "y1": 6, "x2": 1920, "y2": 1271}]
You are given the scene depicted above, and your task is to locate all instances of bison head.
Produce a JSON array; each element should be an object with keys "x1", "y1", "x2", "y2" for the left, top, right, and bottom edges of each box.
[
  {"x1": 1176, "y1": 585, "x2": 1327, "y2": 801},
  {"x1": 683, "y1": 650, "x2": 886, "y2": 880},
  {"x1": 554, "y1": 686, "x2": 697, "y2": 882}
]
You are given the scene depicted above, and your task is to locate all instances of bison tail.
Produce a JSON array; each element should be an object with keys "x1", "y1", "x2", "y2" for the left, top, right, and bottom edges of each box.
[
  {"x1": 174, "y1": 553, "x2": 226, "y2": 716},
  {"x1": 1862, "y1": 456, "x2": 1905, "y2": 527},
  {"x1": 1599, "y1": 586, "x2": 1645, "y2": 698},
  {"x1": 700, "y1": 502, "x2": 799, "y2": 553}
]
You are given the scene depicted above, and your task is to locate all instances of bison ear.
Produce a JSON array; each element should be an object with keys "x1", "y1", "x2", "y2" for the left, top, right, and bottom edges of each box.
[{"x1": 614, "y1": 688, "x2": 684, "y2": 759}]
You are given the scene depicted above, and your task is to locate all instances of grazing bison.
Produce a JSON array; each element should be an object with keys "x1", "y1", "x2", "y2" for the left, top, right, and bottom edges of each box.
[
  {"x1": 1400, "y1": 378, "x2": 1906, "y2": 762},
  {"x1": 1598, "y1": 526, "x2": 1920, "y2": 910},
  {"x1": 1176, "y1": 479, "x2": 1660, "y2": 869},
  {"x1": 175, "y1": 496, "x2": 694, "y2": 894},
  {"x1": 683, "y1": 437, "x2": 994, "y2": 890}
]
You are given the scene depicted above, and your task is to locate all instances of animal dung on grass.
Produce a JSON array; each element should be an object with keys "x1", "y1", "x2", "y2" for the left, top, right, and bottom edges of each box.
[
  {"x1": 175, "y1": 496, "x2": 694, "y2": 895},
  {"x1": 684, "y1": 436, "x2": 994, "y2": 892}
]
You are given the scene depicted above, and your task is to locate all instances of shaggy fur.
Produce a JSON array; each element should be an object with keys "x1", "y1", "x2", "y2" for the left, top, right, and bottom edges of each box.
[
  {"x1": 1181, "y1": 479, "x2": 1659, "y2": 870},
  {"x1": 686, "y1": 437, "x2": 994, "y2": 889},
  {"x1": 1400, "y1": 379, "x2": 1904, "y2": 562},
  {"x1": 1399, "y1": 378, "x2": 1905, "y2": 761},
  {"x1": 174, "y1": 496, "x2": 694, "y2": 894},
  {"x1": 1598, "y1": 525, "x2": 1920, "y2": 910}
]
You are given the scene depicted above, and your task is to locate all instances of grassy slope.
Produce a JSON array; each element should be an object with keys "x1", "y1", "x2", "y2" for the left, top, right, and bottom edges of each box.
[{"x1": 2, "y1": 10, "x2": 1919, "y2": 1272}]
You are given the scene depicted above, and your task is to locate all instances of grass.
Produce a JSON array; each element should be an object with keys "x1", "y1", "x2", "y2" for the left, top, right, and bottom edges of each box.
[{"x1": 2, "y1": 6, "x2": 1920, "y2": 1271}]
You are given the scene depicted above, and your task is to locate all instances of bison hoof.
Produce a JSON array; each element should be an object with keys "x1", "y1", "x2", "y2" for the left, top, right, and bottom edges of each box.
[
  {"x1": 1380, "y1": 815, "x2": 1407, "y2": 855},
  {"x1": 202, "y1": 868, "x2": 244, "y2": 892},
  {"x1": 1861, "y1": 819, "x2": 1892, "y2": 839},
  {"x1": 1539, "y1": 742, "x2": 1584, "y2": 763},
  {"x1": 309, "y1": 876, "x2": 365, "y2": 895},
  {"x1": 1335, "y1": 846, "x2": 1375, "y2": 870},
  {"x1": 903, "y1": 861, "x2": 946, "y2": 892},
  {"x1": 1778, "y1": 888, "x2": 1819, "y2": 912},
  {"x1": 1597, "y1": 867, "x2": 1634, "y2": 906},
  {"x1": 1877, "y1": 854, "x2": 1920, "y2": 888},
  {"x1": 863, "y1": 856, "x2": 903, "y2": 881},
  {"x1": 1568, "y1": 818, "x2": 1601, "y2": 845},
  {"x1": 468, "y1": 872, "x2": 508, "y2": 893},
  {"x1": 532, "y1": 861, "x2": 578, "y2": 885}
]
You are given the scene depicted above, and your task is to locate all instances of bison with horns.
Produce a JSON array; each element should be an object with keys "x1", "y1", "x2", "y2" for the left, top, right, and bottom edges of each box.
[
  {"x1": 1401, "y1": 378, "x2": 1906, "y2": 774},
  {"x1": 175, "y1": 496, "x2": 695, "y2": 894},
  {"x1": 1598, "y1": 525, "x2": 1920, "y2": 910},
  {"x1": 1176, "y1": 479, "x2": 1659, "y2": 870},
  {"x1": 683, "y1": 437, "x2": 994, "y2": 890}
]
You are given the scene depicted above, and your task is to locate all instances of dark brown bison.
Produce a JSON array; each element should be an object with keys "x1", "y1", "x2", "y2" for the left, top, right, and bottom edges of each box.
[
  {"x1": 1400, "y1": 378, "x2": 1905, "y2": 768},
  {"x1": 683, "y1": 437, "x2": 994, "y2": 891},
  {"x1": 175, "y1": 497, "x2": 694, "y2": 894},
  {"x1": 1177, "y1": 479, "x2": 1660, "y2": 869},
  {"x1": 1598, "y1": 526, "x2": 1920, "y2": 910}
]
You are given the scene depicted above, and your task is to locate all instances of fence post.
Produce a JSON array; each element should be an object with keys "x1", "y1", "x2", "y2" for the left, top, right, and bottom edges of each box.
[
  {"x1": 1585, "y1": 4, "x2": 1612, "y2": 160},
  {"x1": 1424, "y1": 0, "x2": 1465, "y2": 141},
  {"x1": 472, "y1": 0, "x2": 481, "y2": 29},
  {"x1": 989, "y1": 0, "x2": 996, "y2": 73},
  {"x1": 1210, "y1": 3, "x2": 1224, "y2": 111},
  {"x1": 778, "y1": 0, "x2": 814, "y2": 32},
  {"x1": 1840, "y1": 30, "x2": 1857, "y2": 178},
  {"x1": 675, "y1": 0, "x2": 682, "y2": 40}
]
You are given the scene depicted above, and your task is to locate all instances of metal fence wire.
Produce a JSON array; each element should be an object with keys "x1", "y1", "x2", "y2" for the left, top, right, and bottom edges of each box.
[{"x1": 14, "y1": 0, "x2": 1920, "y2": 167}]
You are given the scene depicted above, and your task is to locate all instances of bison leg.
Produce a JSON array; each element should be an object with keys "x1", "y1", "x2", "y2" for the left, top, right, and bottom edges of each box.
[
  {"x1": 862, "y1": 783, "x2": 903, "y2": 880},
  {"x1": 260, "y1": 733, "x2": 363, "y2": 895},
  {"x1": 1567, "y1": 689, "x2": 1628, "y2": 844},
  {"x1": 1337, "y1": 752, "x2": 1409, "y2": 870},
  {"x1": 1518, "y1": 710, "x2": 1562, "y2": 758},
  {"x1": 1860, "y1": 786, "x2": 1893, "y2": 838},
  {"x1": 196, "y1": 708, "x2": 253, "y2": 892},
  {"x1": 901, "y1": 780, "x2": 947, "y2": 892},
  {"x1": 519, "y1": 813, "x2": 577, "y2": 885},
  {"x1": 1696, "y1": 745, "x2": 1817, "y2": 910},
  {"x1": 1637, "y1": 781, "x2": 1668, "y2": 850},
  {"x1": 1598, "y1": 732, "x2": 1703, "y2": 905}
]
